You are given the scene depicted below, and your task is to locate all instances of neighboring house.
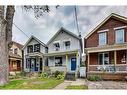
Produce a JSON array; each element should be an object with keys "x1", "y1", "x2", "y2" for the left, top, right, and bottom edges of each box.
[
  {"x1": 84, "y1": 13, "x2": 127, "y2": 80},
  {"x1": 45, "y1": 27, "x2": 82, "y2": 78},
  {"x1": 22, "y1": 36, "x2": 47, "y2": 73},
  {"x1": 9, "y1": 41, "x2": 23, "y2": 74}
]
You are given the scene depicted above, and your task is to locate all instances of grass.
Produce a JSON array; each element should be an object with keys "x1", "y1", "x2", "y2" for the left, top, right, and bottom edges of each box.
[
  {"x1": 66, "y1": 85, "x2": 88, "y2": 90},
  {"x1": 0, "y1": 78, "x2": 64, "y2": 89}
]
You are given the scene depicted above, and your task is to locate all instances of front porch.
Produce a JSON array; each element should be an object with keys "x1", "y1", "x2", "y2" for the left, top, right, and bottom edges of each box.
[
  {"x1": 86, "y1": 49, "x2": 127, "y2": 80},
  {"x1": 25, "y1": 52, "x2": 44, "y2": 73},
  {"x1": 44, "y1": 50, "x2": 80, "y2": 79}
]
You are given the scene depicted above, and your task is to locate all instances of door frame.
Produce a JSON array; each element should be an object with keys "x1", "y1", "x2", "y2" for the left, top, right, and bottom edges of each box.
[{"x1": 71, "y1": 58, "x2": 76, "y2": 71}]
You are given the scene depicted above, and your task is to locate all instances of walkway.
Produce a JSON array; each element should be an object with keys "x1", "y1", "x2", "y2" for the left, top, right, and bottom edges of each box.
[{"x1": 53, "y1": 79, "x2": 85, "y2": 89}]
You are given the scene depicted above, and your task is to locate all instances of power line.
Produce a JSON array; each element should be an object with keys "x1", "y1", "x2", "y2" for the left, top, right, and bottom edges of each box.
[{"x1": 13, "y1": 23, "x2": 29, "y2": 38}]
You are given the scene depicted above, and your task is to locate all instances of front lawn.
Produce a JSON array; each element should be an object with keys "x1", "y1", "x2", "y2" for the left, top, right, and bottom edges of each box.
[
  {"x1": 65, "y1": 85, "x2": 88, "y2": 90},
  {"x1": 0, "y1": 78, "x2": 64, "y2": 89}
]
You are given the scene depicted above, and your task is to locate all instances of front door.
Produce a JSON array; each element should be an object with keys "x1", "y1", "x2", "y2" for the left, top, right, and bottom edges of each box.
[
  {"x1": 71, "y1": 58, "x2": 76, "y2": 71},
  {"x1": 30, "y1": 58, "x2": 36, "y2": 72}
]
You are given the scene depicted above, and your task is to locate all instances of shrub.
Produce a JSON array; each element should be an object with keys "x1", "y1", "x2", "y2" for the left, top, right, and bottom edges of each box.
[
  {"x1": 88, "y1": 75, "x2": 102, "y2": 81},
  {"x1": 54, "y1": 71, "x2": 64, "y2": 78},
  {"x1": 41, "y1": 72, "x2": 48, "y2": 78},
  {"x1": 56, "y1": 74, "x2": 64, "y2": 80}
]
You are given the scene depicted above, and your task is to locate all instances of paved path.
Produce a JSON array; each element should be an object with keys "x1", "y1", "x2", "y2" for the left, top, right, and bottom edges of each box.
[
  {"x1": 53, "y1": 79, "x2": 85, "y2": 89},
  {"x1": 87, "y1": 81, "x2": 127, "y2": 89}
]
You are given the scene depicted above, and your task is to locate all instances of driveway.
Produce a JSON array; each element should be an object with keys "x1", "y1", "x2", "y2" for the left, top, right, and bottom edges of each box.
[{"x1": 87, "y1": 81, "x2": 127, "y2": 89}]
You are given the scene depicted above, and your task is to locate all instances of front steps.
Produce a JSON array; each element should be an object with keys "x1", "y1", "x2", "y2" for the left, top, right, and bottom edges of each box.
[{"x1": 64, "y1": 72, "x2": 76, "y2": 81}]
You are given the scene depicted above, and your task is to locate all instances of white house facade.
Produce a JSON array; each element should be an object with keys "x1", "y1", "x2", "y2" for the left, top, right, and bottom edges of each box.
[
  {"x1": 45, "y1": 27, "x2": 82, "y2": 76},
  {"x1": 22, "y1": 36, "x2": 47, "y2": 73}
]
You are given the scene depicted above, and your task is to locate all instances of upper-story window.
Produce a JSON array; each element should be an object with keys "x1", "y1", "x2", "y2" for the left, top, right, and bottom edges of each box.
[
  {"x1": 54, "y1": 43, "x2": 60, "y2": 51},
  {"x1": 115, "y1": 29, "x2": 124, "y2": 44},
  {"x1": 10, "y1": 49, "x2": 13, "y2": 53},
  {"x1": 27, "y1": 45, "x2": 33, "y2": 53},
  {"x1": 34, "y1": 44, "x2": 40, "y2": 52},
  {"x1": 65, "y1": 41, "x2": 70, "y2": 50},
  {"x1": 99, "y1": 32, "x2": 107, "y2": 45},
  {"x1": 14, "y1": 48, "x2": 18, "y2": 54}
]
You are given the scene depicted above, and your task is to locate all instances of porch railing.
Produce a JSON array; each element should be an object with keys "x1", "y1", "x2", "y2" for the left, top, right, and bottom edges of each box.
[{"x1": 89, "y1": 64, "x2": 127, "y2": 73}]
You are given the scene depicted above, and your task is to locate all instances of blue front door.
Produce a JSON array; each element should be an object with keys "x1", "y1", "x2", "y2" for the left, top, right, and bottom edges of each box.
[{"x1": 71, "y1": 58, "x2": 76, "y2": 71}]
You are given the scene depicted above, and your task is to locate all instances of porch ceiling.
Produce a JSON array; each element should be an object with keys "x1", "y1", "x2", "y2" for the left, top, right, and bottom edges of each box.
[
  {"x1": 44, "y1": 50, "x2": 78, "y2": 57},
  {"x1": 85, "y1": 43, "x2": 127, "y2": 53}
]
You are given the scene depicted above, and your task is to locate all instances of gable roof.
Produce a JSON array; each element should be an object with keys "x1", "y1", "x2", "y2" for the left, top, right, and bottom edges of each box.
[
  {"x1": 47, "y1": 27, "x2": 81, "y2": 45},
  {"x1": 12, "y1": 41, "x2": 23, "y2": 49},
  {"x1": 22, "y1": 35, "x2": 47, "y2": 50},
  {"x1": 85, "y1": 13, "x2": 127, "y2": 39}
]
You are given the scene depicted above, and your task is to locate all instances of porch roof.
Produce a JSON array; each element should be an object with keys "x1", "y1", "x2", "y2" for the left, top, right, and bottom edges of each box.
[
  {"x1": 85, "y1": 43, "x2": 127, "y2": 53},
  {"x1": 25, "y1": 52, "x2": 44, "y2": 57},
  {"x1": 44, "y1": 50, "x2": 78, "y2": 57}
]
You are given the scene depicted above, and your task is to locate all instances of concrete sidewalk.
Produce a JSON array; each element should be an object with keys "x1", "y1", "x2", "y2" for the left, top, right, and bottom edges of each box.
[{"x1": 53, "y1": 79, "x2": 85, "y2": 89}]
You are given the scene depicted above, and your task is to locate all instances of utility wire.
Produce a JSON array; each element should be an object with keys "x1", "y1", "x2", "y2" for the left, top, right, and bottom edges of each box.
[
  {"x1": 74, "y1": 6, "x2": 81, "y2": 36},
  {"x1": 13, "y1": 23, "x2": 29, "y2": 38}
]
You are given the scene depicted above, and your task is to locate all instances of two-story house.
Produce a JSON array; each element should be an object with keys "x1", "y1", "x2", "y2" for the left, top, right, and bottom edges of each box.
[
  {"x1": 9, "y1": 41, "x2": 23, "y2": 74},
  {"x1": 84, "y1": 13, "x2": 127, "y2": 80},
  {"x1": 45, "y1": 27, "x2": 82, "y2": 78},
  {"x1": 22, "y1": 36, "x2": 47, "y2": 73}
]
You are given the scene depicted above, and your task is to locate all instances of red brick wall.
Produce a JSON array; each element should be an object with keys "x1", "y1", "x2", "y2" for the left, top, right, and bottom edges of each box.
[
  {"x1": 85, "y1": 17, "x2": 127, "y2": 48},
  {"x1": 117, "y1": 50, "x2": 126, "y2": 64},
  {"x1": 89, "y1": 53, "x2": 98, "y2": 65}
]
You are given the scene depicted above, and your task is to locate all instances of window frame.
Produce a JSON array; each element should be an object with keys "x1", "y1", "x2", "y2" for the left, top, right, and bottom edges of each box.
[
  {"x1": 99, "y1": 32, "x2": 107, "y2": 46},
  {"x1": 115, "y1": 28, "x2": 125, "y2": 44},
  {"x1": 27, "y1": 45, "x2": 33, "y2": 53},
  {"x1": 65, "y1": 41, "x2": 71, "y2": 50},
  {"x1": 34, "y1": 44, "x2": 40, "y2": 52},
  {"x1": 55, "y1": 57, "x2": 62, "y2": 66}
]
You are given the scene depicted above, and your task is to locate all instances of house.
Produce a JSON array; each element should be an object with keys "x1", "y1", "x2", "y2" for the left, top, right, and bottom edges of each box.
[
  {"x1": 9, "y1": 41, "x2": 23, "y2": 74},
  {"x1": 45, "y1": 27, "x2": 82, "y2": 79},
  {"x1": 84, "y1": 13, "x2": 127, "y2": 80},
  {"x1": 22, "y1": 36, "x2": 47, "y2": 73}
]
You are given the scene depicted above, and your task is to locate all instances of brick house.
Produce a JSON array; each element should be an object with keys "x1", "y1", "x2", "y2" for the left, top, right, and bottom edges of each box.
[{"x1": 84, "y1": 13, "x2": 127, "y2": 80}]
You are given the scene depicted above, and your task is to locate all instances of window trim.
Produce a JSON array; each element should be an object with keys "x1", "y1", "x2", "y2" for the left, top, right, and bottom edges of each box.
[
  {"x1": 98, "y1": 52, "x2": 109, "y2": 65},
  {"x1": 34, "y1": 44, "x2": 40, "y2": 52},
  {"x1": 115, "y1": 28, "x2": 125, "y2": 44},
  {"x1": 98, "y1": 32, "x2": 107, "y2": 46},
  {"x1": 27, "y1": 45, "x2": 33, "y2": 53}
]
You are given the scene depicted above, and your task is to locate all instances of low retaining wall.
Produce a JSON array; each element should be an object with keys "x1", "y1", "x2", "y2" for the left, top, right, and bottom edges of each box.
[{"x1": 87, "y1": 72, "x2": 127, "y2": 80}]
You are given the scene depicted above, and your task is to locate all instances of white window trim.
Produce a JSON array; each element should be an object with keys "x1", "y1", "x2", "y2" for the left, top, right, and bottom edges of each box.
[
  {"x1": 99, "y1": 32, "x2": 107, "y2": 46},
  {"x1": 115, "y1": 29, "x2": 125, "y2": 43},
  {"x1": 114, "y1": 26, "x2": 127, "y2": 30},
  {"x1": 97, "y1": 29, "x2": 109, "y2": 33}
]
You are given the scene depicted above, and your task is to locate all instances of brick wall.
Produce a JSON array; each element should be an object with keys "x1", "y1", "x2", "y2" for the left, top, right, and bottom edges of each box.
[{"x1": 85, "y1": 17, "x2": 127, "y2": 48}]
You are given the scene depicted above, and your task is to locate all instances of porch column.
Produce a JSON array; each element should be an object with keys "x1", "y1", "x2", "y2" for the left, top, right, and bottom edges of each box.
[
  {"x1": 66, "y1": 54, "x2": 68, "y2": 72},
  {"x1": 42, "y1": 57, "x2": 45, "y2": 72},
  {"x1": 75, "y1": 52, "x2": 78, "y2": 78},
  {"x1": 87, "y1": 53, "x2": 90, "y2": 72},
  {"x1": 114, "y1": 51, "x2": 117, "y2": 65}
]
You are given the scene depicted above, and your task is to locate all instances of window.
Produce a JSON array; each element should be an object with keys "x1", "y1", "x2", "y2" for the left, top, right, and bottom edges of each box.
[
  {"x1": 115, "y1": 29, "x2": 124, "y2": 43},
  {"x1": 34, "y1": 44, "x2": 40, "y2": 52},
  {"x1": 14, "y1": 48, "x2": 18, "y2": 54},
  {"x1": 99, "y1": 32, "x2": 106, "y2": 45},
  {"x1": 10, "y1": 49, "x2": 13, "y2": 53},
  {"x1": 27, "y1": 45, "x2": 33, "y2": 53},
  {"x1": 65, "y1": 41, "x2": 70, "y2": 50},
  {"x1": 54, "y1": 43, "x2": 60, "y2": 51},
  {"x1": 98, "y1": 52, "x2": 109, "y2": 65},
  {"x1": 55, "y1": 57, "x2": 62, "y2": 66},
  {"x1": 26, "y1": 58, "x2": 30, "y2": 68}
]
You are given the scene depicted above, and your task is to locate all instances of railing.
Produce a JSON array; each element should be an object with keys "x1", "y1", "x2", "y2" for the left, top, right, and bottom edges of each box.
[{"x1": 89, "y1": 64, "x2": 127, "y2": 73}]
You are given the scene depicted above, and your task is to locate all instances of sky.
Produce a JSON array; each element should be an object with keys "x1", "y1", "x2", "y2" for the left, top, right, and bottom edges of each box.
[{"x1": 12, "y1": 6, "x2": 127, "y2": 45}]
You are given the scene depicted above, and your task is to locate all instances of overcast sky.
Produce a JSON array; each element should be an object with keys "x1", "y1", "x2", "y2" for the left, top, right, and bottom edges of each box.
[{"x1": 12, "y1": 6, "x2": 127, "y2": 45}]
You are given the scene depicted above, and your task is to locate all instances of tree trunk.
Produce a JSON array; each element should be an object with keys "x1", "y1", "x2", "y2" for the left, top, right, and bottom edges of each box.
[
  {"x1": 0, "y1": 6, "x2": 15, "y2": 85},
  {"x1": 6, "y1": 6, "x2": 15, "y2": 48},
  {"x1": 0, "y1": 6, "x2": 8, "y2": 85}
]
